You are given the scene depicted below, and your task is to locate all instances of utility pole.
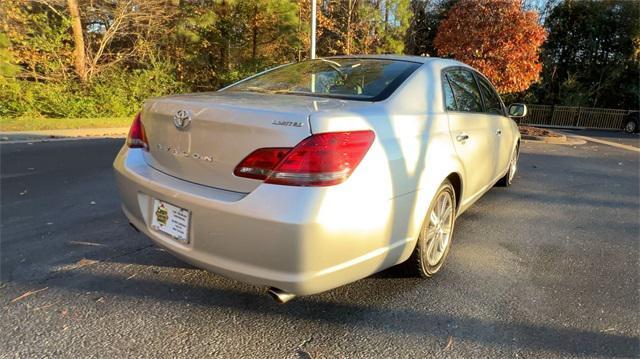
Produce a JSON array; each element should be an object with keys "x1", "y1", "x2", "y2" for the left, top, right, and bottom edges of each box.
[{"x1": 311, "y1": 0, "x2": 317, "y2": 59}]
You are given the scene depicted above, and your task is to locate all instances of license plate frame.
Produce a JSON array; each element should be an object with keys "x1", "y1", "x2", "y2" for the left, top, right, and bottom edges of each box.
[{"x1": 150, "y1": 199, "x2": 191, "y2": 243}]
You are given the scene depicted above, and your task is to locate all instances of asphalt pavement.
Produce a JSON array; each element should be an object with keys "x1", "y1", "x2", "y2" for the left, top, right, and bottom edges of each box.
[{"x1": 1, "y1": 136, "x2": 638, "y2": 358}]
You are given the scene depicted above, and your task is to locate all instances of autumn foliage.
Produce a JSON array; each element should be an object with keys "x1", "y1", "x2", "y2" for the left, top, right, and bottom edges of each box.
[{"x1": 434, "y1": 0, "x2": 546, "y2": 93}]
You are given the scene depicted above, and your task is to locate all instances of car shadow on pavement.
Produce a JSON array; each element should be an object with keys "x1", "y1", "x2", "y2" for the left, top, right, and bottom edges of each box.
[
  {"x1": 103, "y1": 245, "x2": 198, "y2": 270},
  {"x1": 36, "y1": 269, "x2": 638, "y2": 358}
]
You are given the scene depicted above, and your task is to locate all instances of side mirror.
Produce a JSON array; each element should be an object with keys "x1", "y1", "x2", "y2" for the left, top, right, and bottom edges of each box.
[{"x1": 508, "y1": 103, "x2": 527, "y2": 118}]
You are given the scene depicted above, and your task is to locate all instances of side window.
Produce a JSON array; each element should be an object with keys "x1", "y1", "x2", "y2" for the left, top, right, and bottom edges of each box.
[
  {"x1": 443, "y1": 74, "x2": 457, "y2": 111},
  {"x1": 477, "y1": 75, "x2": 504, "y2": 115},
  {"x1": 445, "y1": 69, "x2": 483, "y2": 112}
]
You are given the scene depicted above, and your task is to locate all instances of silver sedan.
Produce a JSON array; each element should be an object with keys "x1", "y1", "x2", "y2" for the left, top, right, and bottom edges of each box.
[{"x1": 113, "y1": 55, "x2": 523, "y2": 303}]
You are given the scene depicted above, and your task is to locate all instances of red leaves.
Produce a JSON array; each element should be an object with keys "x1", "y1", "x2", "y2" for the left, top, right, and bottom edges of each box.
[{"x1": 434, "y1": 0, "x2": 546, "y2": 93}]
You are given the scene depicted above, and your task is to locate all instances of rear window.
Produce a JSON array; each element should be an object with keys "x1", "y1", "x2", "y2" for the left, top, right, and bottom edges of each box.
[{"x1": 226, "y1": 58, "x2": 421, "y2": 101}]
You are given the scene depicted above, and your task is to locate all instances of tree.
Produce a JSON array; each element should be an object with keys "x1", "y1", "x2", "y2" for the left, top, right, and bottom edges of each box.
[
  {"x1": 434, "y1": 0, "x2": 546, "y2": 93},
  {"x1": 0, "y1": 32, "x2": 20, "y2": 77},
  {"x1": 535, "y1": 0, "x2": 639, "y2": 109},
  {"x1": 319, "y1": 0, "x2": 411, "y2": 56},
  {"x1": 238, "y1": 0, "x2": 299, "y2": 66},
  {"x1": 404, "y1": 0, "x2": 456, "y2": 56},
  {"x1": 374, "y1": 0, "x2": 412, "y2": 54},
  {"x1": 0, "y1": 0, "x2": 74, "y2": 82},
  {"x1": 172, "y1": 0, "x2": 300, "y2": 89},
  {"x1": 66, "y1": 0, "x2": 86, "y2": 82},
  {"x1": 297, "y1": 0, "x2": 336, "y2": 60}
]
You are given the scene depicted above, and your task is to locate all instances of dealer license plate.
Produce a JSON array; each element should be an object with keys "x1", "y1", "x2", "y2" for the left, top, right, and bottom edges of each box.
[{"x1": 151, "y1": 199, "x2": 190, "y2": 242}]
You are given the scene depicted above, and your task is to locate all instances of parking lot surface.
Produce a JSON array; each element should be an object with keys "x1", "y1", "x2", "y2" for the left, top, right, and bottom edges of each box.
[{"x1": 1, "y1": 138, "x2": 638, "y2": 358}]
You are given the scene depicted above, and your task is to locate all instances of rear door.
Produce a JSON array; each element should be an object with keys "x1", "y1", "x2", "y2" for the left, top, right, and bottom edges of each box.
[{"x1": 443, "y1": 68, "x2": 498, "y2": 200}]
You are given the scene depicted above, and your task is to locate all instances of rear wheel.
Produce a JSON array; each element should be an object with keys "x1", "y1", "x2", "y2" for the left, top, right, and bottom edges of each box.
[
  {"x1": 624, "y1": 119, "x2": 637, "y2": 134},
  {"x1": 496, "y1": 145, "x2": 519, "y2": 187},
  {"x1": 409, "y1": 180, "x2": 457, "y2": 278}
]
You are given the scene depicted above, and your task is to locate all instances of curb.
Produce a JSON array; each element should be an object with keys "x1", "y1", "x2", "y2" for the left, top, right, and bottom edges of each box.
[{"x1": 0, "y1": 127, "x2": 128, "y2": 144}]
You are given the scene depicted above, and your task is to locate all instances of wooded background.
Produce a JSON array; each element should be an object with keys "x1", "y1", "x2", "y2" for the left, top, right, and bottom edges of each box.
[{"x1": 0, "y1": 0, "x2": 638, "y2": 119}]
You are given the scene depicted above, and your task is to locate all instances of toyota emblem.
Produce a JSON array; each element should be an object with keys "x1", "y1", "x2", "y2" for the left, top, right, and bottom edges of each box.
[{"x1": 173, "y1": 109, "x2": 192, "y2": 130}]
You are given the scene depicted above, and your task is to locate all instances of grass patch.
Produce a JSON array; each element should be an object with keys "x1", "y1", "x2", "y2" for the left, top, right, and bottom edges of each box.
[{"x1": 0, "y1": 116, "x2": 133, "y2": 132}]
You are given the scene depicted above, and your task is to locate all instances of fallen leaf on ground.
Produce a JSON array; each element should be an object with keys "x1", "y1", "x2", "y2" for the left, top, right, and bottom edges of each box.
[
  {"x1": 56, "y1": 258, "x2": 98, "y2": 272},
  {"x1": 444, "y1": 336, "x2": 453, "y2": 351},
  {"x1": 33, "y1": 303, "x2": 55, "y2": 311},
  {"x1": 518, "y1": 125, "x2": 563, "y2": 138},
  {"x1": 89, "y1": 201, "x2": 96, "y2": 205},
  {"x1": 73, "y1": 258, "x2": 98, "y2": 268},
  {"x1": 19, "y1": 190, "x2": 27, "y2": 195},
  {"x1": 10, "y1": 287, "x2": 48, "y2": 303}
]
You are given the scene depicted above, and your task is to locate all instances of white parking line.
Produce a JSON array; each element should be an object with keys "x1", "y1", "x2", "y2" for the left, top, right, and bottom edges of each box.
[{"x1": 566, "y1": 134, "x2": 640, "y2": 153}]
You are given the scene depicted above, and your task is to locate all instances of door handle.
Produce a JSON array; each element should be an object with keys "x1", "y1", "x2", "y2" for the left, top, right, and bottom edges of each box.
[
  {"x1": 496, "y1": 129, "x2": 502, "y2": 135},
  {"x1": 456, "y1": 133, "x2": 469, "y2": 142}
]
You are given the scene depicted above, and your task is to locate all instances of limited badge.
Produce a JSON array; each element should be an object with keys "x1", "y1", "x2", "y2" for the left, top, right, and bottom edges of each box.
[{"x1": 155, "y1": 203, "x2": 169, "y2": 226}]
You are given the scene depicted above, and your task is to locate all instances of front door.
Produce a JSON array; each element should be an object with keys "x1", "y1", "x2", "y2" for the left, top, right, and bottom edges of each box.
[{"x1": 475, "y1": 73, "x2": 513, "y2": 177}]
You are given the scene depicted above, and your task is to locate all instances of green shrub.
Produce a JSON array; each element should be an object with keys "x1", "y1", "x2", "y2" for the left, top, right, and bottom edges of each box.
[{"x1": 0, "y1": 61, "x2": 184, "y2": 118}]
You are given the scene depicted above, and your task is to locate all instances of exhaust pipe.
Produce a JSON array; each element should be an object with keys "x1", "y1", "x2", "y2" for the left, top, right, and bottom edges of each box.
[{"x1": 267, "y1": 287, "x2": 296, "y2": 304}]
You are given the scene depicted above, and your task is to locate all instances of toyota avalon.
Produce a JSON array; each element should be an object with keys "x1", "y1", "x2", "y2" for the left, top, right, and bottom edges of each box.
[{"x1": 113, "y1": 55, "x2": 524, "y2": 303}]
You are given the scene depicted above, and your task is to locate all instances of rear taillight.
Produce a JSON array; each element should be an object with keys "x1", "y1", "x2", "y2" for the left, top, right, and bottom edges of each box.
[
  {"x1": 233, "y1": 148, "x2": 291, "y2": 180},
  {"x1": 234, "y1": 131, "x2": 375, "y2": 186},
  {"x1": 127, "y1": 112, "x2": 148, "y2": 150}
]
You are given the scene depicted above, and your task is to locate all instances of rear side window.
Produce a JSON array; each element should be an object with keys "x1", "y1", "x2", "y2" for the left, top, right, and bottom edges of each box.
[
  {"x1": 445, "y1": 69, "x2": 483, "y2": 112},
  {"x1": 477, "y1": 75, "x2": 504, "y2": 115}
]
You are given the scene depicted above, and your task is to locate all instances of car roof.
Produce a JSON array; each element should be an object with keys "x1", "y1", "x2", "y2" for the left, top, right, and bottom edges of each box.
[{"x1": 324, "y1": 54, "x2": 468, "y2": 67}]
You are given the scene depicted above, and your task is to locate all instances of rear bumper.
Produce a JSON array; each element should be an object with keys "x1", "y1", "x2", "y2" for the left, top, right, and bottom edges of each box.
[{"x1": 113, "y1": 147, "x2": 416, "y2": 295}]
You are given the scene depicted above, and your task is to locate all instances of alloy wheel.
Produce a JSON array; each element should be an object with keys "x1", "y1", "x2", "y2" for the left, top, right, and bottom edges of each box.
[
  {"x1": 508, "y1": 150, "x2": 518, "y2": 183},
  {"x1": 424, "y1": 191, "x2": 454, "y2": 266}
]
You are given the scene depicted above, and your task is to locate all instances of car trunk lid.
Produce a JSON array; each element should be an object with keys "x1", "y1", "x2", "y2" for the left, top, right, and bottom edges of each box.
[{"x1": 140, "y1": 92, "x2": 319, "y2": 193}]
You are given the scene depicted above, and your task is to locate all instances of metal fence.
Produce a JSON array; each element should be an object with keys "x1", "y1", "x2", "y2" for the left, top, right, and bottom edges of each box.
[{"x1": 520, "y1": 104, "x2": 629, "y2": 130}]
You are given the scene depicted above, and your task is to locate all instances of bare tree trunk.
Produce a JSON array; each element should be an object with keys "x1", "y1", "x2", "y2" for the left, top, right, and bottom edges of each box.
[
  {"x1": 251, "y1": 4, "x2": 258, "y2": 62},
  {"x1": 66, "y1": 0, "x2": 87, "y2": 82},
  {"x1": 297, "y1": 3, "x2": 302, "y2": 61},
  {"x1": 384, "y1": 0, "x2": 388, "y2": 33},
  {"x1": 346, "y1": 0, "x2": 354, "y2": 55}
]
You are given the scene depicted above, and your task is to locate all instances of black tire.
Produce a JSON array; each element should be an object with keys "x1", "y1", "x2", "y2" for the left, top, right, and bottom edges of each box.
[
  {"x1": 496, "y1": 145, "x2": 519, "y2": 187},
  {"x1": 408, "y1": 180, "x2": 457, "y2": 278}
]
